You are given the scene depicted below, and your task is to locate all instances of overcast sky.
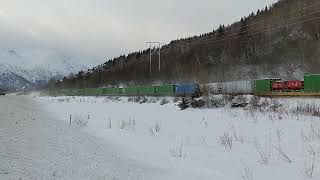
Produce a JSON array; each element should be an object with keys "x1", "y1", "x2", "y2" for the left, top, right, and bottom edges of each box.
[{"x1": 0, "y1": 0, "x2": 278, "y2": 64}]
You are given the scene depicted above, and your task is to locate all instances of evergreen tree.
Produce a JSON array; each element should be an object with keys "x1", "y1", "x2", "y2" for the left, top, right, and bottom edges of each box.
[{"x1": 178, "y1": 98, "x2": 189, "y2": 110}]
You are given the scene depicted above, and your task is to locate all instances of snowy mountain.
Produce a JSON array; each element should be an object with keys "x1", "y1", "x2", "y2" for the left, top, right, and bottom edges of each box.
[
  {"x1": 0, "y1": 65, "x2": 33, "y2": 91},
  {"x1": 0, "y1": 48, "x2": 93, "y2": 90}
]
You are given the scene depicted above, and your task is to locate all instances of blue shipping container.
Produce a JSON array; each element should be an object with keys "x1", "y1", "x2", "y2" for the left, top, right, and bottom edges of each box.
[{"x1": 175, "y1": 84, "x2": 199, "y2": 96}]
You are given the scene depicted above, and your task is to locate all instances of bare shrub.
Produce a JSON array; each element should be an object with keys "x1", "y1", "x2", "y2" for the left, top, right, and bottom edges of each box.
[
  {"x1": 292, "y1": 103, "x2": 320, "y2": 117},
  {"x1": 200, "y1": 117, "x2": 208, "y2": 128},
  {"x1": 301, "y1": 123, "x2": 320, "y2": 142},
  {"x1": 71, "y1": 113, "x2": 90, "y2": 127},
  {"x1": 304, "y1": 147, "x2": 316, "y2": 179},
  {"x1": 149, "y1": 121, "x2": 161, "y2": 136},
  {"x1": 240, "y1": 160, "x2": 253, "y2": 180},
  {"x1": 254, "y1": 139, "x2": 272, "y2": 165},
  {"x1": 273, "y1": 145, "x2": 292, "y2": 163},
  {"x1": 220, "y1": 132, "x2": 233, "y2": 150},
  {"x1": 272, "y1": 129, "x2": 292, "y2": 163},
  {"x1": 170, "y1": 143, "x2": 187, "y2": 158},
  {"x1": 220, "y1": 126, "x2": 245, "y2": 150},
  {"x1": 119, "y1": 118, "x2": 136, "y2": 130},
  {"x1": 107, "y1": 117, "x2": 112, "y2": 129}
]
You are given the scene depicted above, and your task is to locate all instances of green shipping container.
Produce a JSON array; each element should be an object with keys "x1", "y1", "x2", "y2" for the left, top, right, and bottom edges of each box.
[
  {"x1": 304, "y1": 74, "x2": 320, "y2": 92},
  {"x1": 124, "y1": 87, "x2": 140, "y2": 95},
  {"x1": 154, "y1": 85, "x2": 175, "y2": 95},
  {"x1": 137, "y1": 86, "x2": 155, "y2": 95},
  {"x1": 84, "y1": 88, "x2": 103, "y2": 96},
  {"x1": 254, "y1": 79, "x2": 272, "y2": 93},
  {"x1": 102, "y1": 88, "x2": 123, "y2": 95}
]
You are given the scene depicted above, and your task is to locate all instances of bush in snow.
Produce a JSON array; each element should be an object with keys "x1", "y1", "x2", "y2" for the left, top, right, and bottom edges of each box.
[
  {"x1": 202, "y1": 95, "x2": 230, "y2": 109},
  {"x1": 190, "y1": 98, "x2": 205, "y2": 108},
  {"x1": 273, "y1": 129, "x2": 292, "y2": 163},
  {"x1": 178, "y1": 98, "x2": 189, "y2": 110},
  {"x1": 220, "y1": 131, "x2": 233, "y2": 150},
  {"x1": 128, "y1": 97, "x2": 141, "y2": 103},
  {"x1": 160, "y1": 98, "x2": 169, "y2": 105},
  {"x1": 71, "y1": 114, "x2": 90, "y2": 127},
  {"x1": 303, "y1": 147, "x2": 317, "y2": 179},
  {"x1": 292, "y1": 103, "x2": 320, "y2": 117},
  {"x1": 231, "y1": 95, "x2": 248, "y2": 108},
  {"x1": 139, "y1": 96, "x2": 148, "y2": 104},
  {"x1": 254, "y1": 139, "x2": 272, "y2": 165},
  {"x1": 149, "y1": 121, "x2": 161, "y2": 136},
  {"x1": 173, "y1": 97, "x2": 180, "y2": 103},
  {"x1": 107, "y1": 117, "x2": 112, "y2": 129},
  {"x1": 149, "y1": 97, "x2": 161, "y2": 104},
  {"x1": 119, "y1": 118, "x2": 136, "y2": 130},
  {"x1": 57, "y1": 97, "x2": 72, "y2": 103},
  {"x1": 240, "y1": 160, "x2": 253, "y2": 180},
  {"x1": 170, "y1": 143, "x2": 187, "y2": 158},
  {"x1": 301, "y1": 123, "x2": 320, "y2": 142},
  {"x1": 249, "y1": 95, "x2": 261, "y2": 109},
  {"x1": 104, "y1": 96, "x2": 121, "y2": 102},
  {"x1": 220, "y1": 126, "x2": 245, "y2": 150}
]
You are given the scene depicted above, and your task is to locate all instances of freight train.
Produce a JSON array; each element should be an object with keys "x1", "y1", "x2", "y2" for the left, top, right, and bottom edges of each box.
[
  {"x1": 45, "y1": 84, "x2": 201, "y2": 97},
  {"x1": 44, "y1": 74, "x2": 320, "y2": 97}
]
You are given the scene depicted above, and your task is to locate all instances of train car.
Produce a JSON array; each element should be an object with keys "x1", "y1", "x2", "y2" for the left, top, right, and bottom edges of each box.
[
  {"x1": 154, "y1": 85, "x2": 175, "y2": 96},
  {"x1": 304, "y1": 74, "x2": 320, "y2": 92},
  {"x1": 200, "y1": 80, "x2": 254, "y2": 95},
  {"x1": 83, "y1": 88, "x2": 103, "y2": 96},
  {"x1": 175, "y1": 84, "x2": 200, "y2": 97},
  {"x1": 102, "y1": 87, "x2": 123, "y2": 95},
  {"x1": 271, "y1": 81, "x2": 286, "y2": 92},
  {"x1": 286, "y1": 80, "x2": 304, "y2": 91},
  {"x1": 254, "y1": 78, "x2": 281, "y2": 94}
]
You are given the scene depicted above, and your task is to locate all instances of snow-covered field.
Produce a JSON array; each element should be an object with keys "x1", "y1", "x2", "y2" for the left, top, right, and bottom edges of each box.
[{"x1": 35, "y1": 95, "x2": 320, "y2": 180}]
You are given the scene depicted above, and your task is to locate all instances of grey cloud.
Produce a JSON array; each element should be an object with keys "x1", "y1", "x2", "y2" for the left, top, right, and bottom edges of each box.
[{"x1": 0, "y1": 0, "x2": 278, "y2": 64}]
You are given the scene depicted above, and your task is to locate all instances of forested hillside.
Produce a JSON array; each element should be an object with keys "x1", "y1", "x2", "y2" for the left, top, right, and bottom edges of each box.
[{"x1": 55, "y1": 0, "x2": 320, "y2": 89}]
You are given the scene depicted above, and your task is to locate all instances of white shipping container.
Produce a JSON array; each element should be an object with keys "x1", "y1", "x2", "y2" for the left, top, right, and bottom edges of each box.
[{"x1": 200, "y1": 80, "x2": 254, "y2": 95}]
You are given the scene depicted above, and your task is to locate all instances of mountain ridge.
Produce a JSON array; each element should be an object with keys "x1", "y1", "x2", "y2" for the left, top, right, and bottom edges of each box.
[
  {"x1": 56, "y1": 0, "x2": 320, "y2": 89},
  {"x1": 0, "y1": 49, "x2": 90, "y2": 90}
]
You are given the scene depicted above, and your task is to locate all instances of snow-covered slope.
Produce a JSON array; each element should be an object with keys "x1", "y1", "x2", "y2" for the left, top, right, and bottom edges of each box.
[
  {"x1": 35, "y1": 95, "x2": 320, "y2": 180},
  {"x1": 0, "y1": 48, "x2": 92, "y2": 90}
]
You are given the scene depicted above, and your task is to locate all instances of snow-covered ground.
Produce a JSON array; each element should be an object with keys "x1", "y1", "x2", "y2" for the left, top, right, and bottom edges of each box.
[{"x1": 34, "y1": 95, "x2": 320, "y2": 180}]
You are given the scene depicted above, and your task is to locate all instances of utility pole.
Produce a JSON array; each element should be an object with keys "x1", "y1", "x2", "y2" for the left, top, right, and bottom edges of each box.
[{"x1": 146, "y1": 42, "x2": 161, "y2": 73}]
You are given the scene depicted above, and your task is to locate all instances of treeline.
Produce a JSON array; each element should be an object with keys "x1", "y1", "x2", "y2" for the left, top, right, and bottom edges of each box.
[{"x1": 52, "y1": 0, "x2": 320, "y2": 89}]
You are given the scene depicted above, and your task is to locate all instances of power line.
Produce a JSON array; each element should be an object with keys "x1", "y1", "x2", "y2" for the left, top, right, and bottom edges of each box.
[
  {"x1": 176, "y1": 10, "x2": 320, "y2": 47},
  {"x1": 173, "y1": 1, "x2": 320, "y2": 47},
  {"x1": 170, "y1": 15, "x2": 320, "y2": 48},
  {"x1": 146, "y1": 42, "x2": 161, "y2": 73},
  {"x1": 216, "y1": 1, "x2": 320, "y2": 36}
]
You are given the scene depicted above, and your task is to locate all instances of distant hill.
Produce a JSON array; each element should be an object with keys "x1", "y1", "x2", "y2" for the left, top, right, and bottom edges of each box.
[{"x1": 57, "y1": 0, "x2": 320, "y2": 89}]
